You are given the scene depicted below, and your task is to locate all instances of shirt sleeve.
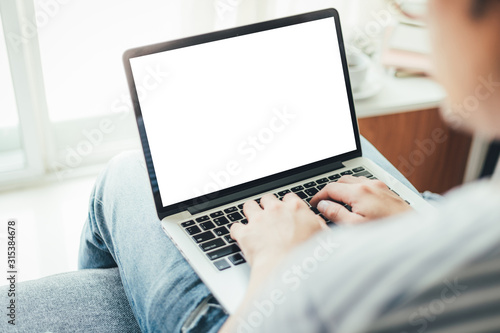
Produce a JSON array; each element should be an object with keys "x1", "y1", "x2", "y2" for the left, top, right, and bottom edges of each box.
[{"x1": 234, "y1": 180, "x2": 500, "y2": 333}]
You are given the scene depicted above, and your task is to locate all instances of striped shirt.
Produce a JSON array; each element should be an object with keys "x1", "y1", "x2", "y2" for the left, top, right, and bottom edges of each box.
[{"x1": 235, "y1": 177, "x2": 500, "y2": 333}]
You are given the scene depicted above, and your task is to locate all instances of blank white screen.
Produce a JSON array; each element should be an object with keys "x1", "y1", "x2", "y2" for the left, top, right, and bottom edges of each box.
[{"x1": 130, "y1": 17, "x2": 357, "y2": 207}]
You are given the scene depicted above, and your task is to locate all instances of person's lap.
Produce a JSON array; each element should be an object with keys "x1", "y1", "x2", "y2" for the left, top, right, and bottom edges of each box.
[
  {"x1": 78, "y1": 151, "x2": 227, "y2": 332},
  {"x1": 77, "y1": 136, "x2": 420, "y2": 332}
]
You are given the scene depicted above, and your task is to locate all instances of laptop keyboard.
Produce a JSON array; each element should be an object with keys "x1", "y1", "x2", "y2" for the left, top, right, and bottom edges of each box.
[{"x1": 180, "y1": 166, "x2": 402, "y2": 271}]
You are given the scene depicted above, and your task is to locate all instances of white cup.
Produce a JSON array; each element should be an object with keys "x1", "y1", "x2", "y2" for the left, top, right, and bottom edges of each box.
[{"x1": 347, "y1": 51, "x2": 370, "y2": 92}]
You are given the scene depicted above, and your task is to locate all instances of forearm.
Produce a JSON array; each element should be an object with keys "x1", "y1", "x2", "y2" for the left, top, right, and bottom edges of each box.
[{"x1": 218, "y1": 260, "x2": 278, "y2": 333}]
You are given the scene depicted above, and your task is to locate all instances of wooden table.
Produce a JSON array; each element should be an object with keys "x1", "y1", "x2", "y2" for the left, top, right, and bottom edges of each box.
[{"x1": 355, "y1": 74, "x2": 476, "y2": 194}]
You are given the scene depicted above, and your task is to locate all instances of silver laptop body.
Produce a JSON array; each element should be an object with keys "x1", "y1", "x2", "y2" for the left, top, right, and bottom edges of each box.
[{"x1": 123, "y1": 8, "x2": 431, "y2": 314}]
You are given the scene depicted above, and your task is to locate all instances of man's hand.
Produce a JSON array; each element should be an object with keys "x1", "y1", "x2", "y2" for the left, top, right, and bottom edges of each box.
[
  {"x1": 230, "y1": 193, "x2": 325, "y2": 270},
  {"x1": 219, "y1": 177, "x2": 411, "y2": 333},
  {"x1": 310, "y1": 175, "x2": 412, "y2": 224}
]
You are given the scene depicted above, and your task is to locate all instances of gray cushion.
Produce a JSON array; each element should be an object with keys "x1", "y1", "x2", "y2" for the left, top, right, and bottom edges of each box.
[{"x1": 0, "y1": 268, "x2": 140, "y2": 332}]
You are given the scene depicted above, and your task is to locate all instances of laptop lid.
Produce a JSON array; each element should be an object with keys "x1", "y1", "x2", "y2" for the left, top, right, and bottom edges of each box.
[{"x1": 123, "y1": 8, "x2": 361, "y2": 219}]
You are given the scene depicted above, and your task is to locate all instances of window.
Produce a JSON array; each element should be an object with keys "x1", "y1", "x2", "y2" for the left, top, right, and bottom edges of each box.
[
  {"x1": 0, "y1": 0, "x2": 367, "y2": 189},
  {"x1": 0, "y1": 1, "x2": 46, "y2": 187},
  {"x1": 0, "y1": 14, "x2": 24, "y2": 173},
  {"x1": 0, "y1": 0, "x2": 219, "y2": 188},
  {"x1": 35, "y1": 0, "x2": 216, "y2": 177}
]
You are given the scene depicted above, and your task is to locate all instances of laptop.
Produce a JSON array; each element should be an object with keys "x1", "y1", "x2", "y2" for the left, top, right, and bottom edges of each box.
[{"x1": 123, "y1": 8, "x2": 431, "y2": 314}]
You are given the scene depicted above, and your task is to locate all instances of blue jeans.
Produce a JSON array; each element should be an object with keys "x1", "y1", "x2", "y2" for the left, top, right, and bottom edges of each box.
[{"x1": 78, "y1": 136, "x2": 420, "y2": 332}]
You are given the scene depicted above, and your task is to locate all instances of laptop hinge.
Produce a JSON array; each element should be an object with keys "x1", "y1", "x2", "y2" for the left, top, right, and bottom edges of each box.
[{"x1": 187, "y1": 160, "x2": 345, "y2": 215}]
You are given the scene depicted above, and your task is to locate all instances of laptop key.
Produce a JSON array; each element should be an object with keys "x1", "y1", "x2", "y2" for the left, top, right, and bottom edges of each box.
[
  {"x1": 278, "y1": 189, "x2": 291, "y2": 196},
  {"x1": 353, "y1": 170, "x2": 373, "y2": 178},
  {"x1": 227, "y1": 212, "x2": 243, "y2": 222},
  {"x1": 181, "y1": 220, "x2": 195, "y2": 228},
  {"x1": 295, "y1": 191, "x2": 308, "y2": 199},
  {"x1": 304, "y1": 182, "x2": 316, "y2": 188},
  {"x1": 195, "y1": 215, "x2": 210, "y2": 222},
  {"x1": 240, "y1": 219, "x2": 248, "y2": 225},
  {"x1": 229, "y1": 253, "x2": 246, "y2": 266},
  {"x1": 213, "y1": 216, "x2": 230, "y2": 226},
  {"x1": 213, "y1": 258, "x2": 231, "y2": 271},
  {"x1": 200, "y1": 238, "x2": 226, "y2": 252},
  {"x1": 224, "y1": 235, "x2": 236, "y2": 244},
  {"x1": 341, "y1": 170, "x2": 353, "y2": 176},
  {"x1": 316, "y1": 178, "x2": 329, "y2": 184},
  {"x1": 329, "y1": 174, "x2": 341, "y2": 180},
  {"x1": 214, "y1": 226, "x2": 229, "y2": 236},
  {"x1": 291, "y1": 186, "x2": 304, "y2": 192},
  {"x1": 207, "y1": 244, "x2": 241, "y2": 261},
  {"x1": 224, "y1": 207, "x2": 238, "y2": 214},
  {"x1": 186, "y1": 226, "x2": 202, "y2": 235},
  {"x1": 353, "y1": 167, "x2": 365, "y2": 173},
  {"x1": 237, "y1": 203, "x2": 244, "y2": 209},
  {"x1": 210, "y1": 211, "x2": 224, "y2": 218},
  {"x1": 193, "y1": 231, "x2": 215, "y2": 243},
  {"x1": 200, "y1": 221, "x2": 216, "y2": 230},
  {"x1": 310, "y1": 207, "x2": 320, "y2": 215},
  {"x1": 317, "y1": 184, "x2": 327, "y2": 190},
  {"x1": 305, "y1": 188, "x2": 319, "y2": 197}
]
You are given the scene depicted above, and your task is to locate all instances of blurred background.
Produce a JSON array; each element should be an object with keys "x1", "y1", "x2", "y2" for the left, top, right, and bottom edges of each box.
[{"x1": 0, "y1": 0, "x2": 497, "y2": 285}]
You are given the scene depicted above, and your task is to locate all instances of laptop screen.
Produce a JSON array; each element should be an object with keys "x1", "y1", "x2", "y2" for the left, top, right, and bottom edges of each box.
[{"x1": 126, "y1": 10, "x2": 359, "y2": 215}]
